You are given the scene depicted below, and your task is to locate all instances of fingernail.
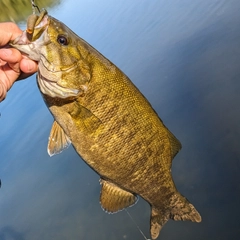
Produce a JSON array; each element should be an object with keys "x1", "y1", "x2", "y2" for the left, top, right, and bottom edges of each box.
[
  {"x1": 26, "y1": 60, "x2": 34, "y2": 72},
  {"x1": 27, "y1": 60, "x2": 38, "y2": 73}
]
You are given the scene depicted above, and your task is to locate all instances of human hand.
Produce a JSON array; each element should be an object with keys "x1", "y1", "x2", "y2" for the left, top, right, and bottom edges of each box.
[{"x1": 0, "y1": 22, "x2": 38, "y2": 102}]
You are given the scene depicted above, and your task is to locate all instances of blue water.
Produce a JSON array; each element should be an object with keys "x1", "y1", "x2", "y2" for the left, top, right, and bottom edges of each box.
[{"x1": 0, "y1": 0, "x2": 240, "y2": 239}]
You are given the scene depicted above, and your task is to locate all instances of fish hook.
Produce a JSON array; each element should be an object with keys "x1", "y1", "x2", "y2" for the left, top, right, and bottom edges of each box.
[{"x1": 31, "y1": 0, "x2": 40, "y2": 14}]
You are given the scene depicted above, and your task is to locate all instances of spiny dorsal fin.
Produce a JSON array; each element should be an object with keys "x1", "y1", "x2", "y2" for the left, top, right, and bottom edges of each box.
[
  {"x1": 47, "y1": 121, "x2": 71, "y2": 157},
  {"x1": 99, "y1": 179, "x2": 138, "y2": 213},
  {"x1": 167, "y1": 130, "x2": 182, "y2": 158}
]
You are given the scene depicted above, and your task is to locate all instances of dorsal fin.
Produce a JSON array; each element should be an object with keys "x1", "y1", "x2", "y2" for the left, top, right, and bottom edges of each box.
[
  {"x1": 47, "y1": 121, "x2": 71, "y2": 157},
  {"x1": 167, "y1": 130, "x2": 182, "y2": 158},
  {"x1": 99, "y1": 179, "x2": 138, "y2": 213}
]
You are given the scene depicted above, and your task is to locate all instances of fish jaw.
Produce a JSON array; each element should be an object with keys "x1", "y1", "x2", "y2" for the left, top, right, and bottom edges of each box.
[
  {"x1": 11, "y1": 30, "x2": 48, "y2": 61},
  {"x1": 10, "y1": 13, "x2": 50, "y2": 61},
  {"x1": 37, "y1": 72, "x2": 80, "y2": 98}
]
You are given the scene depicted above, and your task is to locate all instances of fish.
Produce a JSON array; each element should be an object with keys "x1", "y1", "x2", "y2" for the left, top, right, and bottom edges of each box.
[{"x1": 11, "y1": 8, "x2": 201, "y2": 239}]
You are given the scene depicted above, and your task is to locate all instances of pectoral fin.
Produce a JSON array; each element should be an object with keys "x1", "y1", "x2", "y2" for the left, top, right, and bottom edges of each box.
[
  {"x1": 100, "y1": 179, "x2": 138, "y2": 213},
  {"x1": 47, "y1": 121, "x2": 71, "y2": 157},
  {"x1": 71, "y1": 102, "x2": 103, "y2": 134}
]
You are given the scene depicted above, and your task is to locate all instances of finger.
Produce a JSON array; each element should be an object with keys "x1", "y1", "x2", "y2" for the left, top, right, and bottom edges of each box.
[
  {"x1": 0, "y1": 22, "x2": 22, "y2": 46},
  {"x1": 0, "y1": 48, "x2": 22, "y2": 66},
  {"x1": 17, "y1": 58, "x2": 38, "y2": 80},
  {"x1": 20, "y1": 57, "x2": 38, "y2": 74},
  {"x1": 0, "y1": 49, "x2": 22, "y2": 92},
  {"x1": 0, "y1": 49, "x2": 22, "y2": 80},
  {"x1": 0, "y1": 62, "x2": 20, "y2": 91},
  {"x1": 0, "y1": 81, "x2": 7, "y2": 102}
]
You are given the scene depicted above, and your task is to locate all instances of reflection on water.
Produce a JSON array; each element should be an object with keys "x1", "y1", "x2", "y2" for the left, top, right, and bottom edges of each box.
[
  {"x1": 0, "y1": 0, "x2": 240, "y2": 239},
  {"x1": 0, "y1": 0, "x2": 60, "y2": 23}
]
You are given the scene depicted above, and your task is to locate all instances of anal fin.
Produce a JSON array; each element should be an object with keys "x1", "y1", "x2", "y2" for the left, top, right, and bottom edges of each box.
[
  {"x1": 47, "y1": 121, "x2": 71, "y2": 157},
  {"x1": 100, "y1": 179, "x2": 138, "y2": 213}
]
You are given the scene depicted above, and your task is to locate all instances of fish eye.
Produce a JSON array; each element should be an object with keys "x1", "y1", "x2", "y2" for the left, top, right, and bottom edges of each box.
[{"x1": 57, "y1": 35, "x2": 68, "y2": 46}]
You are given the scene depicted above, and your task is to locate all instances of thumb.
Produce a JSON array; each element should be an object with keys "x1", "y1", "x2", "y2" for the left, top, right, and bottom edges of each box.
[{"x1": 18, "y1": 57, "x2": 38, "y2": 80}]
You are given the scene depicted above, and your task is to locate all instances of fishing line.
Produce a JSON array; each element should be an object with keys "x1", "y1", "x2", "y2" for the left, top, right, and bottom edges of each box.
[
  {"x1": 124, "y1": 209, "x2": 151, "y2": 240},
  {"x1": 31, "y1": 0, "x2": 40, "y2": 13}
]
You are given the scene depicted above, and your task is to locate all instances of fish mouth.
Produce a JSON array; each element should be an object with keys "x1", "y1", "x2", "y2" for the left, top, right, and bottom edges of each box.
[{"x1": 10, "y1": 11, "x2": 49, "y2": 61}]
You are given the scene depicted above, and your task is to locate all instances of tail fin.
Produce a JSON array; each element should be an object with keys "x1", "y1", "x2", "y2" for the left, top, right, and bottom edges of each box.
[
  {"x1": 150, "y1": 192, "x2": 201, "y2": 239},
  {"x1": 150, "y1": 207, "x2": 168, "y2": 239},
  {"x1": 169, "y1": 193, "x2": 201, "y2": 222}
]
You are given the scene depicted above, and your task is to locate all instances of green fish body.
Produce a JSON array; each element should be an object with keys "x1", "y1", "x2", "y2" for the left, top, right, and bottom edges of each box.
[{"x1": 11, "y1": 9, "x2": 201, "y2": 239}]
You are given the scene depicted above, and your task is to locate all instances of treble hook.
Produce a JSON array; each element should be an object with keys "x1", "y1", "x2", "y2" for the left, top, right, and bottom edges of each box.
[{"x1": 31, "y1": 0, "x2": 40, "y2": 14}]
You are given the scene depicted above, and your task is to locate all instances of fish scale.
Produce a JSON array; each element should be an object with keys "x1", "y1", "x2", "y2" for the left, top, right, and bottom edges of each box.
[{"x1": 11, "y1": 8, "x2": 201, "y2": 239}]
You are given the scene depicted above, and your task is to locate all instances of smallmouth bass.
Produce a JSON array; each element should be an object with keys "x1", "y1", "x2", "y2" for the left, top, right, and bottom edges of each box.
[{"x1": 11, "y1": 9, "x2": 201, "y2": 239}]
